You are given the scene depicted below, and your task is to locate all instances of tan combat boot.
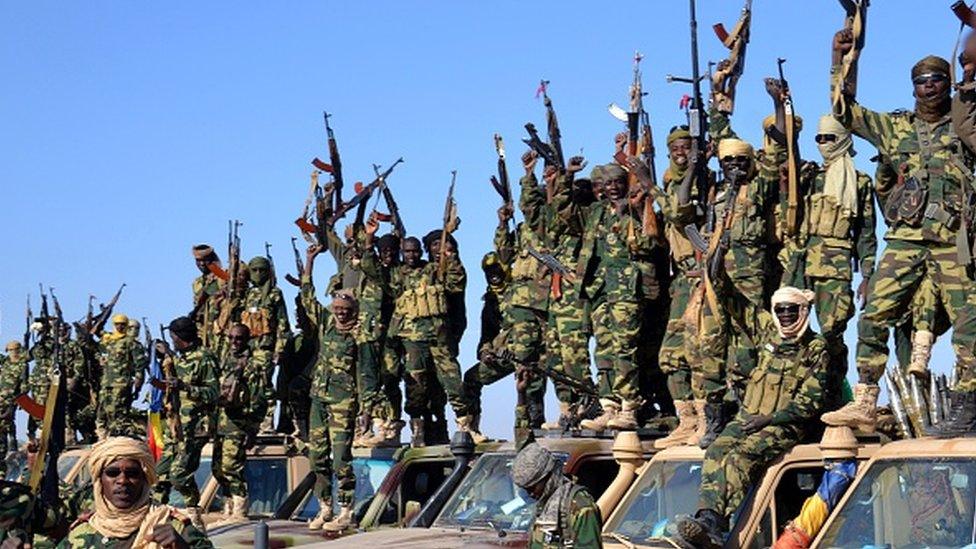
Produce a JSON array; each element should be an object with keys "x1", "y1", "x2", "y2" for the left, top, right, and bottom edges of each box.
[
  {"x1": 654, "y1": 400, "x2": 698, "y2": 449},
  {"x1": 542, "y1": 402, "x2": 571, "y2": 431},
  {"x1": 456, "y1": 415, "x2": 487, "y2": 444},
  {"x1": 607, "y1": 400, "x2": 639, "y2": 430},
  {"x1": 322, "y1": 505, "x2": 355, "y2": 532},
  {"x1": 821, "y1": 383, "x2": 880, "y2": 432},
  {"x1": 410, "y1": 418, "x2": 426, "y2": 448},
  {"x1": 221, "y1": 498, "x2": 233, "y2": 518},
  {"x1": 308, "y1": 501, "x2": 334, "y2": 530},
  {"x1": 360, "y1": 418, "x2": 388, "y2": 448},
  {"x1": 230, "y1": 495, "x2": 248, "y2": 521},
  {"x1": 382, "y1": 419, "x2": 405, "y2": 447},
  {"x1": 185, "y1": 507, "x2": 206, "y2": 533},
  {"x1": 908, "y1": 330, "x2": 934, "y2": 380},
  {"x1": 580, "y1": 399, "x2": 620, "y2": 432},
  {"x1": 686, "y1": 400, "x2": 707, "y2": 447}
]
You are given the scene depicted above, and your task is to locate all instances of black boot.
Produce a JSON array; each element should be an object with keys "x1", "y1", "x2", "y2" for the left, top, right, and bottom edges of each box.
[
  {"x1": 674, "y1": 509, "x2": 726, "y2": 549},
  {"x1": 931, "y1": 391, "x2": 976, "y2": 437},
  {"x1": 698, "y1": 403, "x2": 728, "y2": 449}
]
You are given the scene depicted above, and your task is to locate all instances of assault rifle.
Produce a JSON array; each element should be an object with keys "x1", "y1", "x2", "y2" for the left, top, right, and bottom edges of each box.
[
  {"x1": 374, "y1": 162, "x2": 407, "y2": 238},
  {"x1": 438, "y1": 170, "x2": 458, "y2": 279},
  {"x1": 87, "y1": 283, "x2": 126, "y2": 335},
  {"x1": 953, "y1": 1, "x2": 976, "y2": 28},
  {"x1": 285, "y1": 237, "x2": 303, "y2": 287},
  {"x1": 226, "y1": 220, "x2": 243, "y2": 298},
  {"x1": 490, "y1": 134, "x2": 513, "y2": 222},
  {"x1": 523, "y1": 123, "x2": 560, "y2": 168},
  {"x1": 152, "y1": 325, "x2": 183, "y2": 441},
  {"x1": 265, "y1": 241, "x2": 277, "y2": 284},
  {"x1": 707, "y1": 168, "x2": 745, "y2": 280},
  {"x1": 540, "y1": 80, "x2": 565, "y2": 172},
  {"x1": 328, "y1": 158, "x2": 404, "y2": 225},
  {"x1": 294, "y1": 171, "x2": 334, "y2": 247},
  {"x1": 777, "y1": 58, "x2": 801, "y2": 238},
  {"x1": 23, "y1": 295, "x2": 32, "y2": 353},
  {"x1": 710, "y1": 0, "x2": 752, "y2": 114},
  {"x1": 310, "y1": 112, "x2": 344, "y2": 215},
  {"x1": 833, "y1": 0, "x2": 869, "y2": 115},
  {"x1": 526, "y1": 245, "x2": 573, "y2": 300}
]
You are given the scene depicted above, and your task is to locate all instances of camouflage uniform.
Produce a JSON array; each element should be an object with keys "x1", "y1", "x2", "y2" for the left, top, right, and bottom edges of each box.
[
  {"x1": 301, "y1": 275, "x2": 358, "y2": 509},
  {"x1": 95, "y1": 332, "x2": 147, "y2": 438},
  {"x1": 0, "y1": 349, "x2": 26, "y2": 477},
  {"x1": 62, "y1": 337, "x2": 96, "y2": 442},
  {"x1": 163, "y1": 343, "x2": 219, "y2": 508},
  {"x1": 59, "y1": 513, "x2": 212, "y2": 548},
  {"x1": 191, "y1": 271, "x2": 223, "y2": 351},
  {"x1": 27, "y1": 335, "x2": 56, "y2": 439},
  {"x1": 212, "y1": 347, "x2": 270, "y2": 500},
  {"x1": 836, "y1": 85, "x2": 976, "y2": 392}
]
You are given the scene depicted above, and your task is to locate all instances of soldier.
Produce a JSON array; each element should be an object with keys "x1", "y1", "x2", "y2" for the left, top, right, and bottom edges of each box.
[
  {"x1": 574, "y1": 163, "x2": 658, "y2": 431},
  {"x1": 154, "y1": 316, "x2": 219, "y2": 530},
  {"x1": 301, "y1": 244, "x2": 359, "y2": 532},
  {"x1": 27, "y1": 318, "x2": 55, "y2": 442},
  {"x1": 673, "y1": 246, "x2": 830, "y2": 549},
  {"x1": 0, "y1": 342, "x2": 26, "y2": 477},
  {"x1": 365, "y1": 221, "x2": 478, "y2": 443},
  {"x1": 478, "y1": 249, "x2": 509, "y2": 351},
  {"x1": 511, "y1": 442, "x2": 602, "y2": 549},
  {"x1": 60, "y1": 323, "x2": 95, "y2": 444},
  {"x1": 213, "y1": 323, "x2": 269, "y2": 522},
  {"x1": 94, "y1": 314, "x2": 147, "y2": 440},
  {"x1": 239, "y1": 255, "x2": 291, "y2": 432},
  {"x1": 60, "y1": 437, "x2": 212, "y2": 548},
  {"x1": 822, "y1": 31, "x2": 976, "y2": 434},
  {"x1": 125, "y1": 318, "x2": 148, "y2": 403},
  {"x1": 190, "y1": 244, "x2": 224, "y2": 352}
]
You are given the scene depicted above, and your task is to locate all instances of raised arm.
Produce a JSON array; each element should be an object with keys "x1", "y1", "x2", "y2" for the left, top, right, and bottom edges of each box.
[{"x1": 300, "y1": 244, "x2": 328, "y2": 328}]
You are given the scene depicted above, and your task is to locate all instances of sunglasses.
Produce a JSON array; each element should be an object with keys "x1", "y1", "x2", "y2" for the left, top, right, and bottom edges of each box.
[
  {"x1": 814, "y1": 134, "x2": 837, "y2": 144},
  {"x1": 669, "y1": 124, "x2": 690, "y2": 134},
  {"x1": 773, "y1": 304, "x2": 801, "y2": 314},
  {"x1": 103, "y1": 466, "x2": 144, "y2": 479},
  {"x1": 912, "y1": 73, "x2": 948, "y2": 86},
  {"x1": 721, "y1": 155, "x2": 750, "y2": 163}
]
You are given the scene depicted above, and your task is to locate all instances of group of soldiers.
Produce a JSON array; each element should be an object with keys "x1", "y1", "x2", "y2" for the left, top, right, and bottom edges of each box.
[{"x1": 5, "y1": 6, "x2": 976, "y2": 549}]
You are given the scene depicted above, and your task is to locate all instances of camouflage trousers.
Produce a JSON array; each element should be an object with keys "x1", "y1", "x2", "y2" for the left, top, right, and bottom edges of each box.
[
  {"x1": 699, "y1": 419, "x2": 806, "y2": 519},
  {"x1": 807, "y1": 276, "x2": 855, "y2": 412},
  {"x1": 590, "y1": 295, "x2": 641, "y2": 405},
  {"x1": 856, "y1": 240, "x2": 976, "y2": 391},
  {"x1": 357, "y1": 338, "x2": 385, "y2": 419},
  {"x1": 402, "y1": 338, "x2": 469, "y2": 419},
  {"x1": 893, "y1": 270, "x2": 951, "y2": 372},
  {"x1": 725, "y1": 245, "x2": 768, "y2": 391},
  {"x1": 639, "y1": 293, "x2": 674, "y2": 418},
  {"x1": 95, "y1": 382, "x2": 134, "y2": 437},
  {"x1": 684, "y1": 279, "x2": 731, "y2": 403},
  {"x1": 167, "y1": 409, "x2": 212, "y2": 507},
  {"x1": 463, "y1": 306, "x2": 547, "y2": 427},
  {"x1": 309, "y1": 396, "x2": 355, "y2": 507},
  {"x1": 661, "y1": 273, "x2": 696, "y2": 401},
  {"x1": 213, "y1": 432, "x2": 248, "y2": 498},
  {"x1": 381, "y1": 338, "x2": 404, "y2": 421},
  {"x1": 545, "y1": 283, "x2": 594, "y2": 406},
  {"x1": 0, "y1": 421, "x2": 13, "y2": 477}
]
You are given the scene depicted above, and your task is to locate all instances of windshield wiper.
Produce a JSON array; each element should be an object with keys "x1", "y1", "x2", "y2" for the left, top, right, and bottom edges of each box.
[{"x1": 608, "y1": 532, "x2": 637, "y2": 549}]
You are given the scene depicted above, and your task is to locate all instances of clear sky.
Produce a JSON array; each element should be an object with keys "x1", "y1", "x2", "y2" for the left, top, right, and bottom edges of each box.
[{"x1": 0, "y1": 1, "x2": 964, "y2": 440}]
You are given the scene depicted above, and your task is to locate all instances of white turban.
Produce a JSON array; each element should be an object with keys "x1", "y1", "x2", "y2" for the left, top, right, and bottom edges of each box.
[{"x1": 771, "y1": 287, "x2": 815, "y2": 339}]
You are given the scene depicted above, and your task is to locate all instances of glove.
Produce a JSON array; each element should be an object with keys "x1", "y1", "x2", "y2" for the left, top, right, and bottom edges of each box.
[{"x1": 741, "y1": 413, "x2": 772, "y2": 435}]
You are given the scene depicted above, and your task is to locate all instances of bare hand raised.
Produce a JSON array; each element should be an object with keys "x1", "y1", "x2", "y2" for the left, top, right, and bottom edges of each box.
[{"x1": 522, "y1": 150, "x2": 539, "y2": 174}]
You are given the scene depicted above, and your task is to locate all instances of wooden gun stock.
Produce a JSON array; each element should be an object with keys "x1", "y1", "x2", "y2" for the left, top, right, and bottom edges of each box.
[
  {"x1": 311, "y1": 158, "x2": 334, "y2": 173},
  {"x1": 206, "y1": 263, "x2": 229, "y2": 281},
  {"x1": 953, "y1": 1, "x2": 976, "y2": 29},
  {"x1": 713, "y1": 23, "x2": 730, "y2": 45}
]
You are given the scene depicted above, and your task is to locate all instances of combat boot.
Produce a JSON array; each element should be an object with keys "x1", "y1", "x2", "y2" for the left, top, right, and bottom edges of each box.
[
  {"x1": 686, "y1": 400, "x2": 707, "y2": 447},
  {"x1": 579, "y1": 399, "x2": 620, "y2": 432},
  {"x1": 230, "y1": 495, "x2": 248, "y2": 521},
  {"x1": 352, "y1": 413, "x2": 373, "y2": 448},
  {"x1": 931, "y1": 391, "x2": 976, "y2": 437},
  {"x1": 607, "y1": 400, "x2": 639, "y2": 430},
  {"x1": 456, "y1": 415, "x2": 487, "y2": 444},
  {"x1": 382, "y1": 419, "x2": 405, "y2": 447},
  {"x1": 323, "y1": 505, "x2": 355, "y2": 532},
  {"x1": 655, "y1": 400, "x2": 698, "y2": 449},
  {"x1": 360, "y1": 418, "x2": 387, "y2": 448},
  {"x1": 674, "y1": 509, "x2": 727, "y2": 549},
  {"x1": 410, "y1": 418, "x2": 426, "y2": 448},
  {"x1": 908, "y1": 330, "x2": 934, "y2": 380},
  {"x1": 820, "y1": 383, "x2": 880, "y2": 432},
  {"x1": 698, "y1": 402, "x2": 728, "y2": 449},
  {"x1": 542, "y1": 402, "x2": 571, "y2": 431},
  {"x1": 185, "y1": 507, "x2": 206, "y2": 533},
  {"x1": 221, "y1": 498, "x2": 233, "y2": 518},
  {"x1": 308, "y1": 502, "x2": 334, "y2": 530}
]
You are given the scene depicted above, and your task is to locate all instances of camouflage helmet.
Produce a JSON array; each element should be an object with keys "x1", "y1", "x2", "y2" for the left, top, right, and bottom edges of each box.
[{"x1": 511, "y1": 443, "x2": 559, "y2": 489}]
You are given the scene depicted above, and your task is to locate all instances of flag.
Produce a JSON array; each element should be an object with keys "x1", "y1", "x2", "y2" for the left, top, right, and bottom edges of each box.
[{"x1": 146, "y1": 345, "x2": 165, "y2": 461}]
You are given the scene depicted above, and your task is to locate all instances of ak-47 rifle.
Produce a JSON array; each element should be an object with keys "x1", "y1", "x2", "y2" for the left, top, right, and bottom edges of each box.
[
  {"x1": 490, "y1": 134, "x2": 513, "y2": 223},
  {"x1": 265, "y1": 241, "x2": 277, "y2": 284},
  {"x1": 525, "y1": 245, "x2": 573, "y2": 300},
  {"x1": 227, "y1": 220, "x2": 243, "y2": 298},
  {"x1": 310, "y1": 112, "x2": 345, "y2": 215},
  {"x1": 670, "y1": 0, "x2": 712, "y2": 253},
  {"x1": 23, "y1": 295, "x2": 32, "y2": 353},
  {"x1": 285, "y1": 237, "x2": 303, "y2": 287},
  {"x1": 777, "y1": 58, "x2": 801, "y2": 238},
  {"x1": 710, "y1": 0, "x2": 752, "y2": 114},
  {"x1": 438, "y1": 171, "x2": 459, "y2": 279},
  {"x1": 328, "y1": 158, "x2": 404, "y2": 225},
  {"x1": 708, "y1": 168, "x2": 746, "y2": 280},
  {"x1": 541, "y1": 80, "x2": 565, "y2": 173},
  {"x1": 833, "y1": 0, "x2": 869, "y2": 116},
  {"x1": 373, "y1": 162, "x2": 407, "y2": 238},
  {"x1": 152, "y1": 325, "x2": 183, "y2": 441},
  {"x1": 294, "y1": 170, "x2": 334, "y2": 247},
  {"x1": 88, "y1": 283, "x2": 126, "y2": 335},
  {"x1": 38, "y1": 284, "x2": 49, "y2": 323},
  {"x1": 523, "y1": 123, "x2": 560, "y2": 168}
]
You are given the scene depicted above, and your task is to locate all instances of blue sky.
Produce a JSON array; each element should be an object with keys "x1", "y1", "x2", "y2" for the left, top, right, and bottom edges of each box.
[{"x1": 0, "y1": 1, "x2": 964, "y2": 439}]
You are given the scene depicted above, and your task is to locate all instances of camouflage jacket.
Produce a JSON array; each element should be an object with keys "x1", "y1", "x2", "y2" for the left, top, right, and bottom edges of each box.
[
  {"x1": 494, "y1": 221, "x2": 549, "y2": 312},
  {"x1": 528, "y1": 172, "x2": 587, "y2": 301},
  {"x1": 574, "y1": 197, "x2": 658, "y2": 303},
  {"x1": 98, "y1": 333, "x2": 146, "y2": 391},
  {"x1": 57, "y1": 509, "x2": 212, "y2": 548},
  {"x1": 217, "y1": 347, "x2": 271, "y2": 433},
  {"x1": 654, "y1": 166, "x2": 715, "y2": 273},
  {"x1": 0, "y1": 355, "x2": 26, "y2": 420},
  {"x1": 479, "y1": 285, "x2": 506, "y2": 354},
  {"x1": 380, "y1": 255, "x2": 466, "y2": 342},
  {"x1": 240, "y1": 284, "x2": 290, "y2": 355},
  {"x1": 529, "y1": 480, "x2": 602, "y2": 549},
  {"x1": 836, "y1": 66, "x2": 975, "y2": 244},
  {"x1": 171, "y1": 344, "x2": 219, "y2": 411},
  {"x1": 300, "y1": 274, "x2": 359, "y2": 403},
  {"x1": 28, "y1": 337, "x2": 56, "y2": 404},
  {"x1": 191, "y1": 272, "x2": 223, "y2": 349}
]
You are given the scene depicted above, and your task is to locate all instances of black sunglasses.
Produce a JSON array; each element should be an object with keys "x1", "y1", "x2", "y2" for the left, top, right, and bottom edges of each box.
[
  {"x1": 104, "y1": 466, "x2": 144, "y2": 479},
  {"x1": 815, "y1": 134, "x2": 837, "y2": 144},
  {"x1": 912, "y1": 73, "x2": 948, "y2": 86},
  {"x1": 721, "y1": 155, "x2": 750, "y2": 163},
  {"x1": 773, "y1": 304, "x2": 801, "y2": 314}
]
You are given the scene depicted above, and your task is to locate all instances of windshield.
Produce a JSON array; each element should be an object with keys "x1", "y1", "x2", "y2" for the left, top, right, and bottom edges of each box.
[
  {"x1": 296, "y1": 457, "x2": 394, "y2": 519},
  {"x1": 433, "y1": 452, "x2": 568, "y2": 532},
  {"x1": 818, "y1": 457, "x2": 976, "y2": 548},
  {"x1": 605, "y1": 459, "x2": 702, "y2": 543}
]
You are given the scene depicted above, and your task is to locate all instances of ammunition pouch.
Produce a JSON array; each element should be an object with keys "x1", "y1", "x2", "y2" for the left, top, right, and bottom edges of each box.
[
  {"x1": 241, "y1": 308, "x2": 272, "y2": 338},
  {"x1": 395, "y1": 281, "x2": 447, "y2": 320},
  {"x1": 884, "y1": 175, "x2": 928, "y2": 227},
  {"x1": 219, "y1": 368, "x2": 245, "y2": 409},
  {"x1": 807, "y1": 193, "x2": 853, "y2": 240},
  {"x1": 511, "y1": 253, "x2": 537, "y2": 280}
]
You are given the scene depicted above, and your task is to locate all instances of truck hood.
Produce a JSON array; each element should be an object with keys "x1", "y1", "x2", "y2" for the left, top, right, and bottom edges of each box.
[
  {"x1": 207, "y1": 519, "x2": 344, "y2": 548},
  {"x1": 306, "y1": 527, "x2": 529, "y2": 548}
]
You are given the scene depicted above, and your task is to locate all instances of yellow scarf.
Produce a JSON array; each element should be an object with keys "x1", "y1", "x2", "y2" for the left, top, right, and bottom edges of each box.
[{"x1": 817, "y1": 115, "x2": 858, "y2": 215}]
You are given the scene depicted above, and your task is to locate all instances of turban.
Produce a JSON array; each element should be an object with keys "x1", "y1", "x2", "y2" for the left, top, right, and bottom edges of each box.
[
  {"x1": 912, "y1": 55, "x2": 950, "y2": 80},
  {"x1": 511, "y1": 443, "x2": 559, "y2": 489},
  {"x1": 88, "y1": 437, "x2": 174, "y2": 547},
  {"x1": 761, "y1": 114, "x2": 803, "y2": 154},
  {"x1": 717, "y1": 138, "x2": 754, "y2": 160},
  {"x1": 771, "y1": 286, "x2": 815, "y2": 340},
  {"x1": 667, "y1": 127, "x2": 692, "y2": 146},
  {"x1": 112, "y1": 314, "x2": 129, "y2": 325},
  {"x1": 247, "y1": 256, "x2": 270, "y2": 270},
  {"x1": 818, "y1": 114, "x2": 859, "y2": 215},
  {"x1": 191, "y1": 244, "x2": 215, "y2": 261}
]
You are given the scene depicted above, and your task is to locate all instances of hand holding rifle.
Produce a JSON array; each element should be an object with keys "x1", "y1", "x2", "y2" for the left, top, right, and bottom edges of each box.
[
  {"x1": 497, "y1": 204, "x2": 514, "y2": 227},
  {"x1": 522, "y1": 150, "x2": 538, "y2": 176},
  {"x1": 565, "y1": 155, "x2": 587, "y2": 176}
]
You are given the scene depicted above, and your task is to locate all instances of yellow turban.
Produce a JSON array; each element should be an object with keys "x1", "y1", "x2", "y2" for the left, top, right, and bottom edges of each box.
[
  {"x1": 112, "y1": 314, "x2": 129, "y2": 325},
  {"x1": 717, "y1": 138, "x2": 754, "y2": 159}
]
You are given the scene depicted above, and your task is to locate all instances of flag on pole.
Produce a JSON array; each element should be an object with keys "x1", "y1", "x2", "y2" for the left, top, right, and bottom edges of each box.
[{"x1": 146, "y1": 344, "x2": 165, "y2": 461}]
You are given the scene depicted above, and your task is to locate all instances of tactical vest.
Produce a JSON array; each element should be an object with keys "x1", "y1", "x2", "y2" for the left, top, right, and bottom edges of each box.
[
  {"x1": 727, "y1": 182, "x2": 769, "y2": 246},
  {"x1": 741, "y1": 334, "x2": 821, "y2": 417},
  {"x1": 530, "y1": 482, "x2": 584, "y2": 549},
  {"x1": 805, "y1": 191, "x2": 854, "y2": 245},
  {"x1": 395, "y1": 277, "x2": 447, "y2": 320},
  {"x1": 240, "y1": 307, "x2": 271, "y2": 338}
]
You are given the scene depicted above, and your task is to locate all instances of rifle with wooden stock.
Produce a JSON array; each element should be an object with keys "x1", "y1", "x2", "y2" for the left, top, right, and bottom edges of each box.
[
  {"x1": 438, "y1": 170, "x2": 459, "y2": 279},
  {"x1": 311, "y1": 111, "x2": 345, "y2": 216},
  {"x1": 374, "y1": 162, "x2": 408, "y2": 238},
  {"x1": 777, "y1": 58, "x2": 801, "y2": 238},
  {"x1": 710, "y1": 0, "x2": 752, "y2": 115},
  {"x1": 490, "y1": 134, "x2": 514, "y2": 225}
]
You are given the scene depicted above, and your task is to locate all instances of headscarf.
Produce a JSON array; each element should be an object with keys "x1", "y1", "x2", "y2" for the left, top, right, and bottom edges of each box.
[
  {"x1": 761, "y1": 114, "x2": 803, "y2": 154},
  {"x1": 912, "y1": 55, "x2": 951, "y2": 122},
  {"x1": 771, "y1": 287, "x2": 815, "y2": 340},
  {"x1": 88, "y1": 437, "x2": 172, "y2": 548},
  {"x1": 247, "y1": 256, "x2": 272, "y2": 298},
  {"x1": 817, "y1": 115, "x2": 859, "y2": 215},
  {"x1": 665, "y1": 127, "x2": 693, "y2": 182},
  {"x1": 481, "y1": 252, "x2": 510, "y2": 294},
  {"x1": 191, "y1": 244, "x2": 216, "y2": 261},
  {"x1": 717, "y1": 138, "x2": 756, "y2": 179},
  {"x1": 331, "y1": 290, "x2": 360, "y2": 334}
]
